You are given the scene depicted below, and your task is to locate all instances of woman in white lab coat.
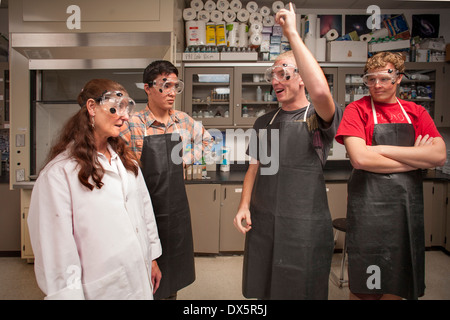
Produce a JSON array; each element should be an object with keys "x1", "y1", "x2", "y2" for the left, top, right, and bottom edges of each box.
[{"x1": 28, "y1": 79, "x2": 162, "y2": 300}]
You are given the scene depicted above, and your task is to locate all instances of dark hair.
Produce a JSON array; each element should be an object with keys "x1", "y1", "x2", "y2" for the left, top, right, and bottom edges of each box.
[
  {"x1": 143, "y1": 60, "x2": 179, "y2": 85},
  {"x1": 46, "y1": 79, "x2": 139, "y2": 191}
]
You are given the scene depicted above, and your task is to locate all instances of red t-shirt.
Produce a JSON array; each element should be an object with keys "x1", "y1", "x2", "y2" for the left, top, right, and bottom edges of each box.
[{"x1": 335, "y1": 95, "x2": 441, "y2": 145}]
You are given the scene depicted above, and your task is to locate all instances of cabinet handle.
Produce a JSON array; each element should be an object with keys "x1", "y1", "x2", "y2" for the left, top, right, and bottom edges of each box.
[
  {"x1": 224, "y1": 187, "x2": 227, "y2": 200},
  {"x1": 213, "y1": 189, "x2": 216, "y2": 202}
]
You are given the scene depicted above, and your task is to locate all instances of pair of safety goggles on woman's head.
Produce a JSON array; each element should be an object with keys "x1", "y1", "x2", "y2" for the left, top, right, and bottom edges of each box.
[{"x1": 96, "y1": 91, "x2": 136, "y2": 117}]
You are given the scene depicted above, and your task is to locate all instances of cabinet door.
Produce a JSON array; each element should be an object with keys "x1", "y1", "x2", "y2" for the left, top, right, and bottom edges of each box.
[
  {"x1": 219, "y1": 184, "x2": 245, "y2": 252},
  {"x1": 430, "y1": 182, "x2": 447, "y2": 247},
  {"x1": 326, "y1": 183, "x2": 348, "y2": 250},
  {"x1": 423, "y1": 181, "x2": 433, "y2": 247},
  {"x1": 337, "y1": 67, "x2": 367, "y2": 109},
  {"x1": 20, "y1": 189, "x2": 34, "y2": 260},
  {"x1": 184, "y1": 67, "x2": 234, "y2": 127},
  {"x1": 234, "y1": 66, "x2": 277, "y2": 127},
  {"x1": 446, "y1": 184, "x2": 450, "y2": 252},
  {"x1": 185, "y1": 184, "x2": 221, "y2": 253},
  {"x1": 320, "y1": 67, "x2": 339, "y2": 102},
  {"x1": 403, "y1": 62, "x2": 445, "y2": 126}
]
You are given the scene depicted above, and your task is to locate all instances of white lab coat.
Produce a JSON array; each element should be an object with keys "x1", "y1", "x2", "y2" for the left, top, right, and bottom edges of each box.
[{"x1": 27, "y1": 146, "x2": 162, "y2": 300}]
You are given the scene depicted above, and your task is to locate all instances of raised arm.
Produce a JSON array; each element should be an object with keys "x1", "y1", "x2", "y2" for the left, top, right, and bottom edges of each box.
[{"x1": 275, "y1": 3, "x2": 335, "y2": 123}]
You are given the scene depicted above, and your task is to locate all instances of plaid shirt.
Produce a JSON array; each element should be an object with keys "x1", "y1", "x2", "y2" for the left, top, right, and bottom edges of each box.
[{"x1": 120, "y1": 107, "x2": 213, "y2": 165}]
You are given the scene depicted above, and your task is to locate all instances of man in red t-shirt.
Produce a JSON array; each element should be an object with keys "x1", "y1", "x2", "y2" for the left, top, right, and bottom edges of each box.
[{"x1": 335, "y1": 52, "x2": 446, "y2": 301}]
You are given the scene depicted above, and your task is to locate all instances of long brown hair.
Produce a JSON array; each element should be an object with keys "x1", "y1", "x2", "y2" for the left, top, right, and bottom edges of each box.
[{"x1": 46, "y1": 79, "x2": 139, "y2": 190}]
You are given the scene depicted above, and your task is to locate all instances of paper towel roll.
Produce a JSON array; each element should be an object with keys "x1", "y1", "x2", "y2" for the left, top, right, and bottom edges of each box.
[
  {"x1": 315, "y1": 37, "x2": 326, "y2": 62},
  {"x1": 223, "y1": 9, "x2": 236, "y2": 23},
  {"x1": 249, "y1": 22, "x2": 263, "y2": 34},
  {"x1": 206, "y1": 22, "x2": 216, "y2": 46},
  {"x1": 190, "y1": 0, "x2": 203, "y2": 11},
  {"x1": 371, "y1": 28, "x2": 388, "y2": 39},
  {"x1": 360, "y1": 33, "x2": 372, "y2": 42},
  {"x1": 210, "y1": 10, "x2": 223, "y2": 23},
  {"x1": 246, "y1": 1, "x2": 258, "y2": 13},
  {"x1": 216, "y1": 22, "x2": 227, "y2": 46},
  {"x1": 186, "y1": 20, "x2": 206, "y2": 46},
  {"x1": 216, "y1": 0, "x2": 230, "y2": 12},
  {"x1": 325, "y1": 28, "x2": 339, "y2": 41},
  {"x1": 249, "y1": 32, "x2": 262, "y2": 46},
  {"x1": 284, "y1": 2, "x2": 296, "y2": 11},
  {"x1": 229, "y1": 0, "x2": 242, "y2": 12},
  {"x1": 238, "y1": 23, "x2": 248, "y2": 47},
  {"x1": 204, "y1": 0, "x2": 216, "y2": 12},
  {"x1": 249, "y1": 12, "x2": 263, "y2": 24},
  {"x1": 263, "y1": 15, "x2": 275, "y2": 27},
  {"x1": 197, "y1": 10, "x2": 210, "y2": 22},
  {"x1": 183, "y1": 8, "x2": 196, "y2": 21},
  {"x1": 305, "y1": 37, "x2": 316, "y2": 57},
  {"x1": 237, "y1": 9, "x2": 250, "y2": 22},
  {"x1": 259, "y1": 6, "x2": 271, "y2": 17},
  {"x1": 272, "y1": 1, "x2": 285, "y2": 13},
  {"x1": 227, "y1": 22, "x2": 239, "y2": 47},
  {"x1": 305, "y1": 14, "x2": 317, "y2": 39}
]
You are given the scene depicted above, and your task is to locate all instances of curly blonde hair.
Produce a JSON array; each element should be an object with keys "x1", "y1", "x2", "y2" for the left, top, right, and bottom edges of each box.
[{"x1": 364, "y1": 51, "x2": 405, "y2": 73}]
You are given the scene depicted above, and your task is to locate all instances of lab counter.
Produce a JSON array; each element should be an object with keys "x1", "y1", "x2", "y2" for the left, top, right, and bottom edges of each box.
[
  {"x1": 184, "y1": 163, "x2": 450, "y2": 185},
  {"x1": 12, "y1": 164, "x2": 450, "y2": 189}
]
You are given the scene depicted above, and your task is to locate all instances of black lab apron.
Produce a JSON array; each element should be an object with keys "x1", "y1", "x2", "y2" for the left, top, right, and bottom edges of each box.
[
  {"x1": 243, "y1": 106, "x2": 334, "y2": 300},
  {"x1": 140, "y1": 126, "x2": 195, "y2": 300},
  {"x1": 347, "y1": 97, "x2": 425, "y2": 300}
]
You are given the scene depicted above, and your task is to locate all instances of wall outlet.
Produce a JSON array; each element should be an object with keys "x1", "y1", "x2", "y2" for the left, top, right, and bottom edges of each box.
[{"x1": 16, "y1": 168, "x2": 25, "y2": 182}]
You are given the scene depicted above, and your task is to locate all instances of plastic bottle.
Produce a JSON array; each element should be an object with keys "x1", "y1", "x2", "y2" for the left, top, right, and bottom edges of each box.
[
  {"x1": 411, "y1": 84, "x2": 417, "y2": 99},
  {"x1": 242, "y1": 106, "x2": 248, "y2": 117},
  {"x1": 256, "y1": 86, "x2": 262, "y2": 102},
  {"x1": 410, "y1": 39, "x2": 416, "y2": 62}
]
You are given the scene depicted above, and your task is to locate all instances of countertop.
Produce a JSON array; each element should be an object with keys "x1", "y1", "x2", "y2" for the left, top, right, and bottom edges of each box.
[{"x1": 12, "y1": 161, "x2": 450, "y2": 189}]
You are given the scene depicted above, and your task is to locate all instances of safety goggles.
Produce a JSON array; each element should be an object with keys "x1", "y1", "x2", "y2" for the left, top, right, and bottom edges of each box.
[
  {"x1": 264, "y1": 64, "x2": 299, "y2": 83},
  {"x1": 150, "y1": 78, "x2": 184, "y2": 95},
  {"x1": 97, "y1": 91, "x2": 136, "y2": 117},
  {"x1": 361, "y1": 69, "x2": 402, "y2": 87}
]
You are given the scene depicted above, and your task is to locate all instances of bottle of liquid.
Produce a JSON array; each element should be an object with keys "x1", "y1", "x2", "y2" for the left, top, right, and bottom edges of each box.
[
  {"x1": 242, "y1": 106, "x2": 248, "y2": 117},
  {"x1": 256, "y1": 86, "x2": 262, "y2": 102},
  {"x1": 410, "y1": 39, "x2": 416, "y2": 62}
]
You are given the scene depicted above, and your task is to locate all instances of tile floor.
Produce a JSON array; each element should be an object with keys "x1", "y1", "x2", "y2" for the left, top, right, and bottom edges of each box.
[{"x1": 1, "y1": 251, "x2": 449, "y2": 300}]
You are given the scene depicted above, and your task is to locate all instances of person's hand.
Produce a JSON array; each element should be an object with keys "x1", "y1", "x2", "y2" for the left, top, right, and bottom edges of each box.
[
  {"x1": 233, "y1": 207, "x2": 252, "y2": 234},
  {"x1": 414, "y1": 134, "x2": 434, "y2": 147},
  {"x1": 275, "y1": 2, "x2": 297, "y2": 36},
  {"x1": 151, "y1": 260, "x2": 162, "y2": 294}
]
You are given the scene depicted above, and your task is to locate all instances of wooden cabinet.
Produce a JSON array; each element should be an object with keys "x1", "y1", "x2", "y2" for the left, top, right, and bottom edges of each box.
[
  {"x1": 423, "y1": 181, "x2": 448, "y2": 248},
  {"x1": 20, "y1": 189, "x2": 34, "y2": 261},
  {"x1": 186, "y1": 183, "x2": 245, "y2": 254},
  {"x1": 219, "y1": 184, "x2": 245, "y2": 252},
  {"x1": 184, "y1": 67, "x2": 234, "y2": 128},
  {"x1": 185, "y1": 184, "x2": 221, "y2": 254}
]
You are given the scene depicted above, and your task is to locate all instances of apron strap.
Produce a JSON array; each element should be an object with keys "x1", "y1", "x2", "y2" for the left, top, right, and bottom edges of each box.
[
  {"x1": 371, "y1": 97, "x2": 412, "y2": 125},
  {"x1": 268, "y1": 103, "x2": 311, "y2": 126}
]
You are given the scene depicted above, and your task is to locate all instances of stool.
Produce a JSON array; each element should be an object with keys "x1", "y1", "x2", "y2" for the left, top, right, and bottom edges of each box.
[{"x1": 330, "y1": 218, "x2": 348, "y2": 288}]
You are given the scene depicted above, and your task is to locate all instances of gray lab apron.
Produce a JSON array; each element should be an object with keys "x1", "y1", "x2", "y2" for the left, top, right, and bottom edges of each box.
[
  {"x1": 243, "y1": 106, "x2": 334, "y2": 300},
  {"x1": 346, "y1": 98, "x2": 425, "y2": 300},
  {"x1": 140, "y1": 129, "x2": 195, "y2": 300}
]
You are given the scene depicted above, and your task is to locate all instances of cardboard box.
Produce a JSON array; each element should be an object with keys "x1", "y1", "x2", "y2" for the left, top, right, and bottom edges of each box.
[
  {"x1": 327, "y1": 41, "x2": 368, "y2": 62},
  {"x1": 368, "y1": 39, "x2": 410, "y2": 53}
]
